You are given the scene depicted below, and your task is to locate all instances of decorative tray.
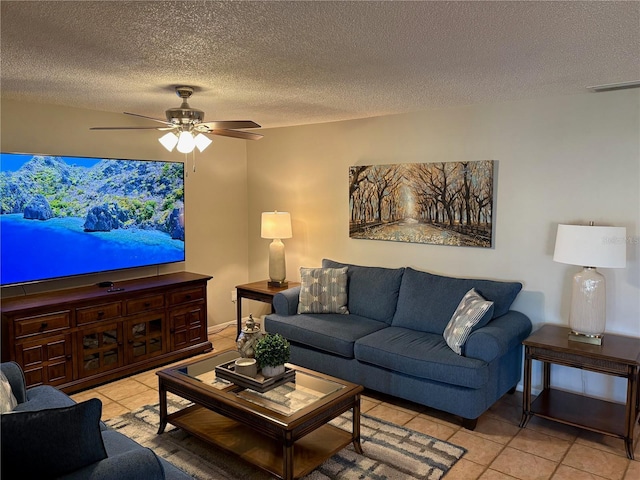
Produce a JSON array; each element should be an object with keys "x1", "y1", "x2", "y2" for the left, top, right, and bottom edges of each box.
[{"x1": 214, "y1": 360, "x2": 296, "y2": 393}]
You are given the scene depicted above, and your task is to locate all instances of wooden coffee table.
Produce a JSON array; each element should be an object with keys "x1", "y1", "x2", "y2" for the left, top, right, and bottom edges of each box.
[{"x1": 157, "y1": 351, "x2": 363, "y2": 480}]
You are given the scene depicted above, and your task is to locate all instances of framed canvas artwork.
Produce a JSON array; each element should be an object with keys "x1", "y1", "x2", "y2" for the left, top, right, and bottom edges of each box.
[{"x1": 349, "y1": 160, "x2": 495, "y2": 247}]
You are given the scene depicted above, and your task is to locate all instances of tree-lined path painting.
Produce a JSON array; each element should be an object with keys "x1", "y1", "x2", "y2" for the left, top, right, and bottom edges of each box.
[{"x1": 349, "y1": 160, "x2": 494, "y2": 247}]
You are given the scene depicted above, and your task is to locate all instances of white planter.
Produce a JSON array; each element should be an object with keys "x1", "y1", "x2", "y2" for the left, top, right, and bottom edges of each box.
[{"x1": 261, "y1": 364, "x2": 285, "y2": 378}]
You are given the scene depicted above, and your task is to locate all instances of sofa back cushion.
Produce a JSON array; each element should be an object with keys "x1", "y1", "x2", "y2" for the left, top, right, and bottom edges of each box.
[
  {"x1": 391, "y1": 267, "x2": 522, "y2": 334},
  {"x1": 322, "y1": 259, "x2": 404, "y2": 323}
]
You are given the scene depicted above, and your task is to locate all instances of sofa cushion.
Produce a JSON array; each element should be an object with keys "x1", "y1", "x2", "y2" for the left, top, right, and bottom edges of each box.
[
  {"x1": 298, "y1": 266, "x2": 349, "y2": 314},
  {"x1": 101, "y1": 429, "x2": 189, "y2": 480},
  {"x1": 443, "y1": 289, "x2": 494, "y2": 355},
  {"x1": 1, "y1": 398, "x2": 107, "y2": 478},
  {"x1": 391, "y1": 267, "x2": 522, "y2": 334},
  {"x1": 0, "y1": 370, "x2": 18, "y2": 413},
  {"x1": 322, "y1": 259, "x2": 404, "y2": 323},
  {"x1": 61, "y1": 447, "x2": 165, "y2": 480},
  {"x1": 265, "y1": 313, "x2": 388, "y2": 358},
  {"x1": 354, "y1": 327, "x2": 489, "y2": 389},
  {"x1": 13, "y1": 384, "x2": 77, "y2": 412}
]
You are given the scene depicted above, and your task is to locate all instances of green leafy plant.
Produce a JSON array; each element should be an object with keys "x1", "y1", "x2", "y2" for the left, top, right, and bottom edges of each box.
[{"x1": 254, "y1": 333, "x2": 291, "y2": 368}]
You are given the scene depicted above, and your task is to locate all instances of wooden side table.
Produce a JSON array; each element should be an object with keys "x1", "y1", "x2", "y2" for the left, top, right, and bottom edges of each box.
[
  {"x1": 520, "y1": 324, "x2": 640, "y2": 459},
  {"x1": 235, "y1": 280, "x2": 300, "y2": 338}
]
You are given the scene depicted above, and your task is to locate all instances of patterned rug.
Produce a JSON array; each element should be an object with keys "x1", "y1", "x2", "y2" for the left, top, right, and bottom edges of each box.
[{"x1": 105, "y1": 400, "x2": 466, "y2": 479}]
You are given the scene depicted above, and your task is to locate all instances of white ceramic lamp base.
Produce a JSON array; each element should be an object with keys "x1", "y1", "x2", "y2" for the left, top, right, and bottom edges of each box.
[
  {"x1": 568, "y1": 267, "x2": 606, "y2": 345},
  {"x1": 268, "y1": 238, "x2": 287, "y2": 287}
]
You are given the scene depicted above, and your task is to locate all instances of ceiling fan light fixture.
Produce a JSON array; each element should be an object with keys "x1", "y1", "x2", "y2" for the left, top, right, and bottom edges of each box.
[
  {"x1": 194, "y1": 133, "x2": 213, "y2": 152},
  {"x1": 91, "y1": 86, "x2": 262, "y2": 158},
  {"x1": 176, "y1": 131, "x2": 196, "y2": 154},
  {"x1": 158, "y1": 132, "x2": 179, "y2": 152}
]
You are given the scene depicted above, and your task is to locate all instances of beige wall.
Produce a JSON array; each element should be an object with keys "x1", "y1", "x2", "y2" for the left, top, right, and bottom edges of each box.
[
  {"x1": 0, "y1": 99, "x2": 250, "y2": 326},
  {"x1": 247, "y1": 90, "x2": 640, "y2": 401},
  {"x1": 2, "y1": 90, "x2": 639, "y2": 401}
]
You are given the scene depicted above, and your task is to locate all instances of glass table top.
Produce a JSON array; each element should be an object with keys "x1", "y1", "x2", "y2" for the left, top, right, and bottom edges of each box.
[{"x1": 177, "y1": 350, "x2": 345, "y2": 416}]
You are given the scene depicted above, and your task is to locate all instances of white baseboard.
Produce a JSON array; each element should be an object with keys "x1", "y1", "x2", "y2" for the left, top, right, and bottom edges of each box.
[
  {"x1": 513, "y1": 383, "x2": 542, "y2": 396},
  {"x1": 208, "y1": 316, "x2": 267, "y2": 336},
  {"x1": 207, "y1": 320, "x2": 235, "y2": 335}
]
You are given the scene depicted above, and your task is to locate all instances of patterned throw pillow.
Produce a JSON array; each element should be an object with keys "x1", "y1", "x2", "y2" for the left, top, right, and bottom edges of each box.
[
  {"x1": 298, "y1": 267, "x2": 349, "y2": 314},
  {"x1": 443, "y1": 288, "x2": 494, "y2": 355},
  {"x1": 0, "y1": 370, "x2": 17, "y2": 414}
]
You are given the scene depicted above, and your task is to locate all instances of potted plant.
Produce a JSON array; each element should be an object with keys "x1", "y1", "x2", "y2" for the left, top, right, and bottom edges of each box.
[{"x1": 254, "y1": 333, "x2": 291, "y2": 377}]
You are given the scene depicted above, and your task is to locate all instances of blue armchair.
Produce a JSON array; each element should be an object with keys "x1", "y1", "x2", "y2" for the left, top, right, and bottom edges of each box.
[{"x1": 0, "y1": 361, "x2": 191, "y2": 480}]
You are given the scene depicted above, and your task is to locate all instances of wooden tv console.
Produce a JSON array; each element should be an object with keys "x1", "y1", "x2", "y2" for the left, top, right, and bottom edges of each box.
[{"x1": 1, "y1": 272, "x2": 213, "y2": 394}]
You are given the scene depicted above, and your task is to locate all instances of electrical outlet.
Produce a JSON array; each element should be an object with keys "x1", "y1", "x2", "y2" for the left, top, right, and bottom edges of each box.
[{"x1": 231, "y1": 290, "x2": 237, "y2": 303}]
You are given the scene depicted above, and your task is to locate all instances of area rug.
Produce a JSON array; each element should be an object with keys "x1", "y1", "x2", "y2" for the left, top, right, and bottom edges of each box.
[{"x1": 105, "y1": 400, "x2": 466, "y2": 479}]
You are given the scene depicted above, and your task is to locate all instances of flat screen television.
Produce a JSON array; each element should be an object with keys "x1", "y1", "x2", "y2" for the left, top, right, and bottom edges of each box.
[{"x1": 0, "y1": 153, "x2": 185, "y2": 286}]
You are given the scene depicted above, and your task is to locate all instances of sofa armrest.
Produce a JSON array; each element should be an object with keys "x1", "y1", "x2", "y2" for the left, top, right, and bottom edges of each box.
[
  {"x1": 464, "y1": 311, "x2": 532, "y2": 362},
  {"x1": 60, "y1": 448, "x2": 165, "y2": 480},
  {"x1": 272, "y1": 286, "x2": 301, "y2": 315},
  {"x1": 0, "y1": 361, "x2": 27, "y2": 404}
]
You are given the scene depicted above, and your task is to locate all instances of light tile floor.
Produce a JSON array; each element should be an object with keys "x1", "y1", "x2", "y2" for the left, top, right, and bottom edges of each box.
[{"x1": 72, "y1": 325, "x2": 640, "y2": 480}]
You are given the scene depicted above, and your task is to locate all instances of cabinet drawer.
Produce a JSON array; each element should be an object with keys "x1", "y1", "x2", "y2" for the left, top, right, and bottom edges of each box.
[
  {"x1": 76, "y1": 302, "x2": 122, "y2": 325},
  {"x1": 126, "y1": 295, "x2": 165, "y2": 315},
  {"x1": 14, "y1": 311, "x2": 71, "y2": 338},
  {"x1": 168, "y1": 286, "x2": 205, "y2": 306}
]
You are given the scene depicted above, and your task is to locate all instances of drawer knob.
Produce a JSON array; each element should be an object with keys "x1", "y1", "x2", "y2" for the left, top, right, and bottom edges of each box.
[
  {"x1": 185, "y1": 294, "x2": 192, "y2": 300},
  {"x1": 144, "y1": 302, "x2": 151, "y2": 307},
  {"x1": 97, "y1": 311, "x2": 104, "y2": 317},
  {"x1": 40, "y1": 322, "x2": 48, "y2": 330}
]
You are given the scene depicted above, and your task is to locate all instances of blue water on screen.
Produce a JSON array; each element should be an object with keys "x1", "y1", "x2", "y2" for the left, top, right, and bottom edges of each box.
[{"x1": 1, "y1": 215, "x2": 185, "y2": 285}]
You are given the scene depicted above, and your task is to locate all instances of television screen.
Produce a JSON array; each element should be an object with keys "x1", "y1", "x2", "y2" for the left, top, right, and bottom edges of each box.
[{"x1": 0, "y1": 153, "x2": 185, "y2": 286}]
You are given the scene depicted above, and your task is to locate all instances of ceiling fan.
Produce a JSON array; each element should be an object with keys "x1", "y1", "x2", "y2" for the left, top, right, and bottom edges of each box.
[{"x1": 90, "y1": 86, "x2": 263, "y2": 154}]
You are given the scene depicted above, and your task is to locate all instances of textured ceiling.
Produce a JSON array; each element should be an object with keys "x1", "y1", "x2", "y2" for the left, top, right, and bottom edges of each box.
[{"x1": 1, "y1": 1, "x2": 639, "y2": 129}]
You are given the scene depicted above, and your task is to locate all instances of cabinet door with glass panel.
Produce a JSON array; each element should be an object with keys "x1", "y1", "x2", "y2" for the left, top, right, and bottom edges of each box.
[
  {"x1": 77, "y1": 322, "x2": 123, "y2": 378},
  {"x1": 125, "y1": 312, "x2": 166, "y2": 363}
]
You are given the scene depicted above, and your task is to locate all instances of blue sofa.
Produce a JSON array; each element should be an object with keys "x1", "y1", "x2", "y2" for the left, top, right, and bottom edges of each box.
[
  {"x1": 0, "y1": 361, "x2": 191, "y2": 480},
  {"x1": 265, "y1": 259, "x2": 532, "y2": 429}
]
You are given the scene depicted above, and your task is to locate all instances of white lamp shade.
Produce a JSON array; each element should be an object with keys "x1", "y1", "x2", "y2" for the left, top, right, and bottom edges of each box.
[
  {"x1": 194, "y1": 133, "x2": 212, "y2": 152},
  {"x1": 176, "y1": 131, "x2": 196, "y2": 153},
  {"x1": 553, "y1": 224, "x2": 626, "y2": 268},
  {"x1": 261, "y1": 212, "x2": 292, "y2": 239},
  {"x1": 158, "y1": 132, "x2": 178, "y2": 152}
]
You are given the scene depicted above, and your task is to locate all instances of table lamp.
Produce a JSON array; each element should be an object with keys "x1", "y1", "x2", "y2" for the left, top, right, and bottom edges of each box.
[
  {"x1": 553, "y1": 223, "x2": 626, "y2": 345},
  {"x1": 261, "y1": 211, "x2": 292, "y2": 287}
]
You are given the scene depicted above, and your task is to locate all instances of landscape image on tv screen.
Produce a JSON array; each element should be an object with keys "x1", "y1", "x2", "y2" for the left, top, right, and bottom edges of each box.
[{"x1": 0, "y1": 153, "x2": 185, "y2": 286}]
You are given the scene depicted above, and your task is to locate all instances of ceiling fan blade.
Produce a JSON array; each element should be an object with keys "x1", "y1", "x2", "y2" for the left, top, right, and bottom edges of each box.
[
  {"x1": 123, "y1": 112, "x2": 172, "y2": 126},
  {"x1": 198, "y1": 120, "x2": 261, "y2": 130},
  {"x1": 207, "y1": 129, "x2": 264, "y2": 140},
  {"x1": 90, "y1": 126, "x2": 171, "y2": 131}
]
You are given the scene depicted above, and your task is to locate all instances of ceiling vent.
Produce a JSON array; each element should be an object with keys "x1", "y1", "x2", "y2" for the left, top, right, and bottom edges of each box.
[{"x1": 587, "y1": 81, "x2": 640, "y2": 93}]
